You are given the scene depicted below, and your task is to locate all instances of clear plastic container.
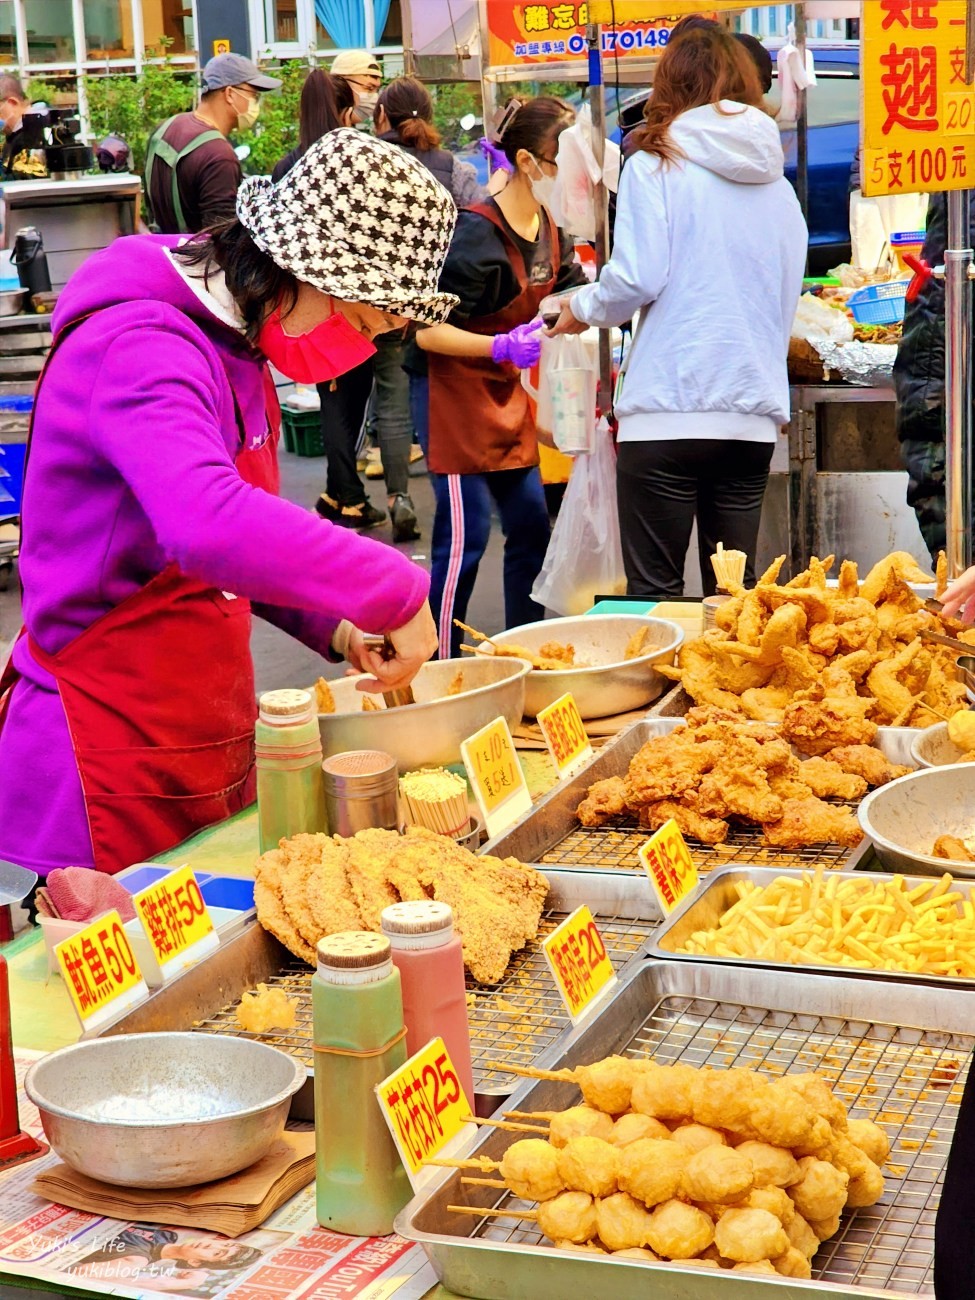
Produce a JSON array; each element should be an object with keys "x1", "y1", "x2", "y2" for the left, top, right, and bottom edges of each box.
[{"x1": 255, "y1": 689, "x2": 325, "y2": 854}]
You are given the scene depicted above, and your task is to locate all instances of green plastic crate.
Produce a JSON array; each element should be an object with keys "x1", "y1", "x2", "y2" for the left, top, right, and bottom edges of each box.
[{"x1": 280, "y1": 405, "x2": 325, "y2": 457}]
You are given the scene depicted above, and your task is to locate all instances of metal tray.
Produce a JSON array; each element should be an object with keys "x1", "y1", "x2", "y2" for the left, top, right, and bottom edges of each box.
[
  {"x1": 486, "y1": 719, "x2": 917, "y2": 877},
  {"x1": 398, "y1": 958, "x2": 966, "y2": 1298},
  {"x1": 648, "y1": 864, "x2": 975, "y2": 990},
  {"x1": 97, "y1": 870, "x2": 662, "y2": 1115}
]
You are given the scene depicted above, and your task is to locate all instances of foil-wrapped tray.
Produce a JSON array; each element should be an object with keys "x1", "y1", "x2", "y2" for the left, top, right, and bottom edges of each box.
[{"x1": 398, "y1": 958, "x2": 965, "y2": 1298}]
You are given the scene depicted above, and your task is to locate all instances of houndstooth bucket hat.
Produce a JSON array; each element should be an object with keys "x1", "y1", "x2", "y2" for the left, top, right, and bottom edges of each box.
[{"x1": 236, "y1": 129, "x2": 458, "y2": 326}]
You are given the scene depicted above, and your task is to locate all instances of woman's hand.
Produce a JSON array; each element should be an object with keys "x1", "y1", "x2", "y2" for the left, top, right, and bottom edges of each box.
[
  {"x1": 545, "y1": 301, "x2": 588, "y2": 337},
  {"x1": 349, "y1": 603, "x2": 438, "y2": 693},
  {"x1": 491, "y1": 319, "x2": 544, "y2": 368},
  {"x1": 941, "y1": 566, "x2": 975, "y2": 623}
]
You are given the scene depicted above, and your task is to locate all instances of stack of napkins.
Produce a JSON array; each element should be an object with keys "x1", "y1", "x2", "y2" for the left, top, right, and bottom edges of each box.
[{"x1": 32, "y1": 1131, "x2": 314, "y2": 1238}]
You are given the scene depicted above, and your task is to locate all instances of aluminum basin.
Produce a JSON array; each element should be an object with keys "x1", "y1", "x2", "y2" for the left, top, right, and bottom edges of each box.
[
  {"x1": 25, "y1": 1032, "x2": 305, "y2": 1188},
  {"x1": 858, "y1": 763, "x2": 975, "y2": 876},
  {"x1": 475, "y1": 615, "x2": 684, "y2": 719},
  {"x1": 910, "y1": 721, "x2": 975, "y2": 769},
  {"x1": 317, "y1": 656, "x2": 529, "y2": 769}
]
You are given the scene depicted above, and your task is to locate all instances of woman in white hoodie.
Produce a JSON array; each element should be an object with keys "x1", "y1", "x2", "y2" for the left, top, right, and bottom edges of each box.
[{"x1": 550, "y1": 28, "x2": 807, "y2": 597}]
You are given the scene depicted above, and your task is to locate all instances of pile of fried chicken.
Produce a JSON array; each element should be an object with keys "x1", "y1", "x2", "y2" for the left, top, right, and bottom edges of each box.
[
  {"x1": 254, "y1": 826, "x2": 548, "y2": 984},
  {"x1": 576, "y1": 707, "x2": 910, "y2": 850},
  {"x1": 660, "y1": 551, "x2": 972, "y2": 728}
]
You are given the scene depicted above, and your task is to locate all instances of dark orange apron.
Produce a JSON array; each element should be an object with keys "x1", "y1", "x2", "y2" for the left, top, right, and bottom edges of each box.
[
  {"x1": 427, "y1": 202, "x2": 558, "y2": 476},
  {"x1": 0, "y1": 324, "x2": 278, "y2": 875}
]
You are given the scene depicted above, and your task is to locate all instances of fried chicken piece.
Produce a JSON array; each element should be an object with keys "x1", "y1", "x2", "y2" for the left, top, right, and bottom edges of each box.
[
  {"x1": 859, "y1": 551, "x2": 932, "y2": 606},
  {"x1": 693, "y1": 734, "x2": 790, "y2": 823},
  {"x1": 936, "y1": 549, "x2": 949, "y2": 598},
  {"x1": 660, "y1": 640, "x2": 744, "y2": 711},
  {"x1": 576, "y1": 776, "x2": 628, "y2": 828},
  {"x1": 824, "y1": 745, "x2": 911, "y2": 787},
  {"x1": 780, "y1": 696, "x2": 877, "y2": 757},
  {"x1": 762, "y1": 796, "x2": 863, "y2": 849},
  {"x1": 797, "y1": 758, "x2": 867, "y2": 802},
  {"x1": 623, "y1": 736, "x2": 721, "y2": 806},
  {"x1": 313, "y1": 677, "x2": 335, "y2": 714},
  {"x1": 539, "y1": 639, "x2": 576, "y2": 666},
  {"x1": 707, "y1": 603, "x2": 808, "y2": 666},
  {"x1": 624, "y1": 626, "x2": 652, "y2": 660},
  {"x1": 933, "y1": 834, "x2": 975, "y2": 862},
  {"x1": 342, "y1": 829, "x2": 401, "y2": 930},
  {"x1": 639, "y1": 800, "x2": 728, "y2": 845}
]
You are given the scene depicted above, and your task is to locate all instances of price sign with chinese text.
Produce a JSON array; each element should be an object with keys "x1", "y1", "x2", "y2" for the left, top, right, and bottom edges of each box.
[
  {"x1": 862, "y1": 0, "x2": 974, "y2": 197},
  {"x1": 376, "y1": 1037, "x2": 476, "y2": 1190},
  {"x1": 133, "y1": 865, "x2": 218, "y2": 981},
  {"x1": 639, "y1": 819, "x2": 699, "y2": 915},
  {"x1": 542, "y1": 905, "x2": 616, "y2": 1023},
  {"x1": 460, "y1": 716, "x2": 532, "y2": 838},
  {"x1": 537, "y1": 692, "x2": 593, "y2": 779},
  {"x1": 55, "y1": 910, "x2": 148, "y2": 1033}
]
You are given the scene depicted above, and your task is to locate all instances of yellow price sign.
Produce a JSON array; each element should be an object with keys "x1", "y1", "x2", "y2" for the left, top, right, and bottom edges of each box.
[
  {"x1": 542, "y1": 904, "x2": 616, "y2": 1023},
  {"x1": 460, "y1": 715, "x2": 532, "y2": 838},
  {"x1": 55, "y1": 910, "x2": 148, "y2": 1032},
  {"x1": 133, "y1": 865, "x2": 218, "y2": 980},
  {"x1": 376, "y1": 1037, "x2": 475, "y2": 1188},
  {"x1": 537, "y1": 692, "x2": 593, "y2": 779},
  {"x1": 639, "y1": 818, "x2": 699, "y2": 915},
  {"x1": 862, "y1": 0, "x2": 975, "y2": 197}
]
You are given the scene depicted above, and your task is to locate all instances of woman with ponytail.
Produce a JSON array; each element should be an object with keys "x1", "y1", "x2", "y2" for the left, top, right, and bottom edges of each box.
[{"x1": 374, "y1": 76, "x2": 484, "y2": 208}]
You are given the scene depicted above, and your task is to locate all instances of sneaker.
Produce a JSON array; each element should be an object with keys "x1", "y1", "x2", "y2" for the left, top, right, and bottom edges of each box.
[
  {"x1": 316, "y1": 496, "x2": 387, "y2": 529},
  {"x1": 390, "y1": 494, "x2": 420, "y2": 543},
  {"x1": 364, "y1": 447, "x2": 384, "y2": 479}
]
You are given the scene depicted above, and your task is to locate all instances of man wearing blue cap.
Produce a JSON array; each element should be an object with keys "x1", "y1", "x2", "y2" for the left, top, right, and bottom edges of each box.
[{"x1": 145, "y1": 52, "x2": 281, "y2": 234}]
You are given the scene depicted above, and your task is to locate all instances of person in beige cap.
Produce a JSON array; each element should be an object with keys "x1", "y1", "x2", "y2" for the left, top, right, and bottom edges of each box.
[{"x1": 330, "y1": 50, "x2": 382, "y2": 124}]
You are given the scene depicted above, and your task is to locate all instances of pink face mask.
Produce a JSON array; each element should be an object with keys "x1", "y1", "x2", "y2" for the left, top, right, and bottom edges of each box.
[{"x1": 257, "y1": 300, "x2": 378, "y2": 383}]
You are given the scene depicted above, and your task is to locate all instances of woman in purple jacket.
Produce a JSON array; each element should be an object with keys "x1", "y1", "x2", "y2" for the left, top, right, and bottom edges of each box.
[{"x1": 0, "y1": 130, "x2": 461, "y2": 877}]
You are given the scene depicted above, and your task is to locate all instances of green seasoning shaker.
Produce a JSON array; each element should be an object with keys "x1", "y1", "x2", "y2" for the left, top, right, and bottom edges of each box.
[
  {"x1": 255, "y1": 689, "x2": 325, "y2": 854},
  {"x1": 313, "y1": 932, "x2": 411, "y2": 1236}
]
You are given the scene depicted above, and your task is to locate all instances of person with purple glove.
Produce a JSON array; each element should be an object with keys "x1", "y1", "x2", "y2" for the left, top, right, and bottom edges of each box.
[{"x1": 411, "y1": 96, "x2": 586, "y2": 658}]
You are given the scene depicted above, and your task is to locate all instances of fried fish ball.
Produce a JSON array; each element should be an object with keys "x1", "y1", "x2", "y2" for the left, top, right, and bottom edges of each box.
[
  {"x1": 596, "y1": 1192, "x2": 655, "y2": 1252},
  {"x1": 682, "y1": 1145, "x2": 754, "y2": 1204},
  {"x1": 733, "y1": 1260, "x2": 778, "y2": 1275},
  {"x1": 714, "y1": 1208, "x2": 789, "y2": 1264},
  {"x1": 830, "y1": 1134, "x2": 872, "y2": 1180},
  {"x1": 789, "y1": 1156, "x2": 849, "y2": 1223},
  {"x1": 614, "y1": 1247, "x2": 659, "y2": 1261},
  {"x1": 536, "y1": 1191, "x2": 598, "y2": 1245},
  {"x1": 845, "y1": 1157, "x2": 885, "y2": 1209},
  {"x1": 786, "y1": 1213, "x2": 820, "y2": 1259},
  {"x1": 735, "y1": 1141, "x2": 801, "y2": 1189},
  {"x1": 749, "y1": 1082, "x2": 831, "y2": 1150},
  {"x1": 617, "y1": 1138, "x2": 688, "y2": 1208},
  {"x1": 691, "y1": 1068, "x2": 762, "y2": 1133},
  {"x1": 611, "y1": 1113, "x2": 672, "y2": 1147},
  {"x1": 671, "y1": 1124, "x2": 727, "y2": 1155},
  {"x1": 779, "y1": 1073, "x2": 848, "y2": 1132},
  {"x1": 499, "y1": 1139, "x2": 563, "y2": 1202},
  {"x1": 548, "y1": 1105, "x2": 615, "y2": 1148},
  {"x1": 630, "y1": 1063, "x2": 696, "y2": 1123},
  {"x1": 846, "y1": 1117, "x2": 891, "y2": 1167},
  {"x1": 578, "y1": 1056, "x2": 640, "y2": 1115},
  {"x1": 646, "y1": 1199, "x2": 715, "y2": 1260},
  {"x1": 809, "y1": 1213, "x2": 841, "y2": 1242},
  {"x1": 556, "y1": 1137, "x2": 618, "y2": 1198},
  {"x1": 743, "y1": 1186, "x2": 795, "y2": 1226},
  {"x1": 773, "y1": 1246, "x2": 813, "y2": 1278}
]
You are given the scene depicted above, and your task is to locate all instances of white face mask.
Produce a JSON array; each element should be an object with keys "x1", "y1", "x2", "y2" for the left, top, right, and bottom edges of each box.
[
  {"x1": 230, "y1": 87, "x2": 260, "y2": 133},
  {"x1": 529, "y1": 157, "x2": 558, "y2": 209},
  {"x1": 354, "y1": 91, "x2": 379, "y2": 124}
]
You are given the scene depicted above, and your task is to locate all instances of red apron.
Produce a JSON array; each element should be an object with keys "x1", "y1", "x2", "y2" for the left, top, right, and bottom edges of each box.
[
  {"x1": 0, "y1": 327, "x2": 279, "y2": 876},
  {"x1": 427, "y1": 203, "x2": 558, "y2": 477}
]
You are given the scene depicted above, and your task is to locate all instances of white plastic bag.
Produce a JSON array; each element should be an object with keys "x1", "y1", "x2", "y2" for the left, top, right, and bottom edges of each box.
[
  {"x1": 792, "y1": 293, "x2": 855, "y2": 344},
  {"x1": 551, "y1": 105, "x2": 621, "y2": 241},
  {"x1": 523, "y1": 332, "x2": 598, "y2": 454},
  {"x1": 531, "y1": 419, "x2": 626, "y2": 615}
]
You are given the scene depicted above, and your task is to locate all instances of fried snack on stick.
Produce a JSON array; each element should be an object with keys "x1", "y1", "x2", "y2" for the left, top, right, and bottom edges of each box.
[
  {"x1": 548, "y1": 1106, "x2": 616, "y2": 1148},
  {"x1": 596, "y1": 1193, "x2": 657, "y2": 1252},
  {"x1": 714, "y1": 1208, "x2": 789, "y2": 1264},
  {"x1": 617, "y1": 1138, "x2": 688, "y2": 1207},
  {"x1": 645, "y1": 1199, "x2": 715, "y2": 1260},
  {"x1": 611, "y1": 1114, "x2": 672, "y2": 1147},
  {"x1": 556, "y1": 1137, "x2": 618, "y2": 1197}
]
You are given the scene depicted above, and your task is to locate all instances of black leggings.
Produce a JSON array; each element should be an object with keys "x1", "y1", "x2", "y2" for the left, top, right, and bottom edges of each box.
[{"x1": 616, "y1": 438, "x2": 774, "y2": 598}]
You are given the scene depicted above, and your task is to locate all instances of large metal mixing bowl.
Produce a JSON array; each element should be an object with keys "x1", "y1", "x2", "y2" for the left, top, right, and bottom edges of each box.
[
  {"x1": 858, "y1": 764, "x2": 975, "y2": 877},
  {"x1": 25, "y1": 1032, "x2": 306, "y2": 1188},
  {"x1": 476, "y1": 615, "x2": 684, "y2": 719},
  {"x1": 911, "y1": 722, "x2": 974, "y2": 769},
  {"x1": 317, "y1": 656, "x2": 529, "y2": 769}
]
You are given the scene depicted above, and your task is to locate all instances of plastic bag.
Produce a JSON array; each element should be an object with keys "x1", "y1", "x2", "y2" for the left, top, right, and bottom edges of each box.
[
  {"x1": 792, "y1": 293, "x2": 854, "y2": 345},
  {"x1": 523, "y1": 332, "x2": 598, "y2": 454},
  {"x1": 531, "y1": 419, "x2": 626, "y2": 615},
  {"x1": 551, "y1": 105, "x2": 621, "y2": 241}
]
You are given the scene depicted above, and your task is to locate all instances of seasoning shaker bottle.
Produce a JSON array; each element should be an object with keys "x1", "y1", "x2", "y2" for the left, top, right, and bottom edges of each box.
[
  {"x1": 255, "y1": 689, "x2": 325, "y2": 854},
  {"x1": 312, "y1": 932, "x2": 411, "y2": 1236},
  {"x1": 382, "y1": 900, "x2": 475, "y2": 1110},
  {"x1": 322, "y1": 749, "x2": 398, "y2": 836}
]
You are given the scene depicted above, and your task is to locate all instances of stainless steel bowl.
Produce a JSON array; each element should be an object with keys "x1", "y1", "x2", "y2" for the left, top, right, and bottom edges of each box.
[
  {"x1": 317, "y1": 656, "x2": 529, "y2": 770},
  {"x1": 858, "y1": 764, "x2": 975, "y2": 876},
  {"x1": 24, "y1": 1032, "x2": 306, "y2": 1188},
  {"x1": 0, "y1": 288, "x2": 27, "y2": 317},
  {"x1": 910, "y1": 721, "x2": 972, "y2": 768},
  {"x1": 476, "y1": 614, "x2": 684, "y2": 719}
]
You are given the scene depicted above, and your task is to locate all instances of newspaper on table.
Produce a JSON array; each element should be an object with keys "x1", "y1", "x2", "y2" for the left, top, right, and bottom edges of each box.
[{"x1": 0, "y1": 1052, "x2": 439, "y2": 1300}]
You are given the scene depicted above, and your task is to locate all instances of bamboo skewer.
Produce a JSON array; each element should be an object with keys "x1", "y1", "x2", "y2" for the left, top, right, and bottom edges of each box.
[
  {"x1": 487, "y1": 1062, "x2": 575, "y2": 1083},
  {"x1": 503, "y1": 1109, "x2": 557, "y2": 1122},
  {"x1": 461, "y1": 1176, "x2": 507, "y2": 1188},
  {"x1": 448, "y1": 1205, "x2": 538, "y2": 1222},
  {"x1": 461, "y1": 1113, "x2": 548, "y2": 1134},
  {"x1": 710, "y1": 541, "x2": 748, "y2": 593},
  {"x1": 428, "y1": 1156, "x2": 499, "y2": 1171}
]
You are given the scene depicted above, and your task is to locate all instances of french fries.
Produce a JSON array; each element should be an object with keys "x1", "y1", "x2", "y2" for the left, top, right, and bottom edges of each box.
[{"x1": 678, "y1": 868, "x2": 975, "y2": 978}]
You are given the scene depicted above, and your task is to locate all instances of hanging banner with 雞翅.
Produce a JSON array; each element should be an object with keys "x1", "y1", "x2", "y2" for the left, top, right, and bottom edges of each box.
[{"x1": 862, "y1": 0, "x2": 975, "y2": 197}]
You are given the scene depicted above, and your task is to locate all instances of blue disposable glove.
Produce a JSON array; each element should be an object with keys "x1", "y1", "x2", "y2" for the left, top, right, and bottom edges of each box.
[
  {"x1": 477, "y1": 137, "x2": 512, "y2": 173},
  {"x1": 491, "y1": 318, "x2": 543, "y2": 369}
]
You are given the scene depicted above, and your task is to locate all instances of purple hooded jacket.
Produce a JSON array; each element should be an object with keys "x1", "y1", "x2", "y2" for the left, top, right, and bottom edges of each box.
[{"x1": 0, "y1": 235, "x2": 429, "y2": 874}]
